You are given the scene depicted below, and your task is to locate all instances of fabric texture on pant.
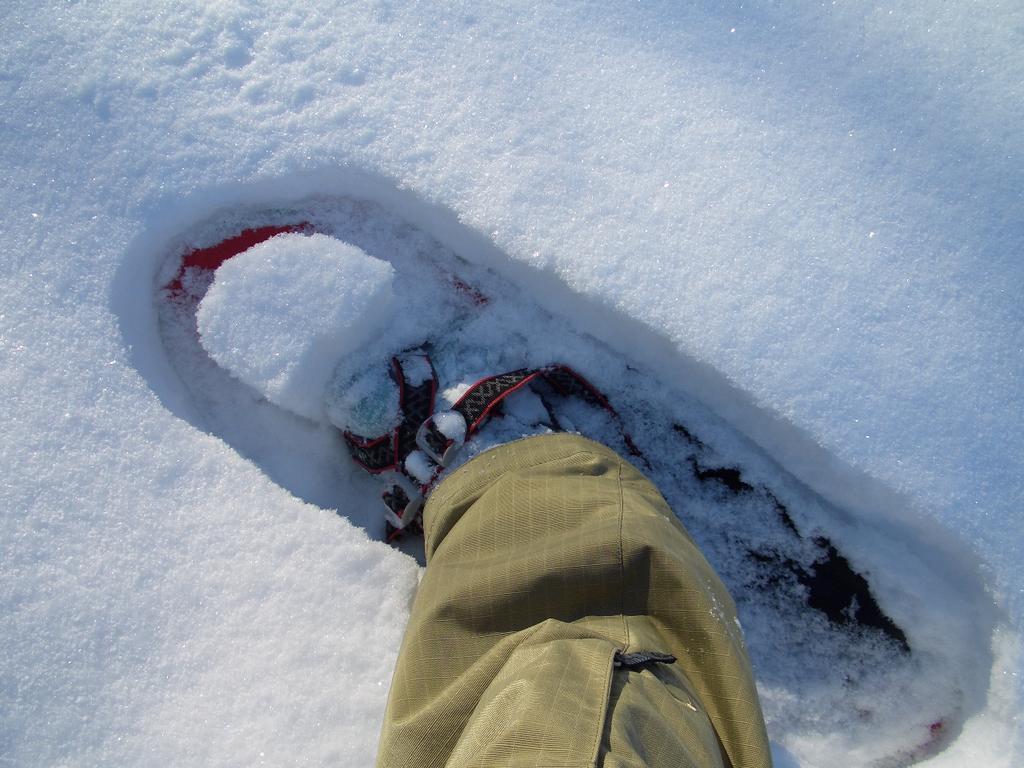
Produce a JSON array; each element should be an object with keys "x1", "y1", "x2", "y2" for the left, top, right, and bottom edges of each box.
[{"x1": 375, "y1": 433, "x2": 771, "y2": 768}]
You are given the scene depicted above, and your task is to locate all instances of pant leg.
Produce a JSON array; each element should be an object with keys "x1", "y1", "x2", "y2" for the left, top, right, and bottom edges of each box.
[{"x1": 375, "y1": 434, "x2": 771, "y2": 768}]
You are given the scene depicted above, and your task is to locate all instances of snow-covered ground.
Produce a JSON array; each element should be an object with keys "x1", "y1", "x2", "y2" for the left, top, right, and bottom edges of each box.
[{"x1": 2, "y1": 1, "x2": 1021, "y2": 766}]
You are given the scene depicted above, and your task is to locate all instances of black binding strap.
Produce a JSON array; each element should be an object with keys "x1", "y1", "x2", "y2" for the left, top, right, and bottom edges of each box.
[
  {"x1": 343, "y1": 353, "x2": 438, "y2": 474},
  {"x1": 343, "y1": 355, "x2": 645, "y2": 541},
  {"x1": 419, "y1": 364, "x2": 646, "y2": 464}
]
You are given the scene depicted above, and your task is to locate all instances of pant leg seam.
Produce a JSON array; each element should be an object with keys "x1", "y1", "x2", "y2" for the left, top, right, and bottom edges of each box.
[{"x1": 616, "y1": 460, "x2": 630, "y2": 653}]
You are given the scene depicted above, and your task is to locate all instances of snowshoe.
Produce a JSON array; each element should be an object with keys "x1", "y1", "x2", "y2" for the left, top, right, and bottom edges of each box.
[{"x1": 150, "y1": 196, "x2": 973, "y2": 764}]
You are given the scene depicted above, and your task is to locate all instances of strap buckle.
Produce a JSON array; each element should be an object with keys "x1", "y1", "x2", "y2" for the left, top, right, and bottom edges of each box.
[
  {"x1": 415, "y1": 411, "x2": 466, "y2": 468},
  {"x1": 380, "y1": 471, "x2": 424, "y2": 530}
]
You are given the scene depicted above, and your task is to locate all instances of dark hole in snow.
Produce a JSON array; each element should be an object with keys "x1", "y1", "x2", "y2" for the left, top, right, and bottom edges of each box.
[
  {"x1": 688, "y1": 459, "x2": 754, "y2": 494},
  {"x1": 678, "y1": 431, "x2": 911, "y2": 652},
  {"x1": 799, "y1": 539, "x2": 911, "y2": 652},
  {"x1": 672, "y1": 422, "x2": 706, "y2": 449}
]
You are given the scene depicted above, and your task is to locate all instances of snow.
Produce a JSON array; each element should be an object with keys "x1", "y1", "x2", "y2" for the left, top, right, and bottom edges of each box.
[
  {"x1": 395, "y1": 352, "x2": 434, "y2": 388},
  {"x1": 326, "y1": 361, "x2": 401, "y2": 436},
  {"x1": 197, "y1": 233, "x2": 394, "y2": 421},
  {"x1": 1, "y1": 1, "x2": 1021, "y2": 766},
  {"x1": 403, "y1": 451, "x2": 434, "y2": 486},
  {"x1": 434, "y1": 410, "x2": 468, "y2": 443}
]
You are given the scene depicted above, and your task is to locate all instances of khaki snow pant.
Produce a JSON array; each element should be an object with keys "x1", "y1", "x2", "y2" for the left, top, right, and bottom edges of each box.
[{"x1": 376, "y1": 434, "x2": 771, "y2": 768}]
